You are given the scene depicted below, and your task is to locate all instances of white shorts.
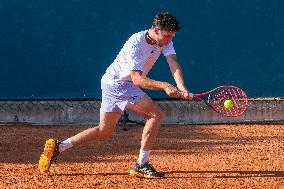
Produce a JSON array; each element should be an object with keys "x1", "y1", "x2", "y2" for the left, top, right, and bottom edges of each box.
[{"x1": 100, "y1": 80, "x2": 145, "y2": 113}]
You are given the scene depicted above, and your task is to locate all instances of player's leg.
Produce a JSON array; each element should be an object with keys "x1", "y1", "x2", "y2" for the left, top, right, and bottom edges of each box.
[
  {"x1": 69, "y1": 111, "x2": 121, "y2": 146},
  {"x1": 38, "y1": 111, "x2": 121, "y2": 174},
  {"x1": 126, "y1": 95, "x2": 165, "y2": 178},
  {"x1": 126, "y1": 95, "x2": 164, "y2": 151}
]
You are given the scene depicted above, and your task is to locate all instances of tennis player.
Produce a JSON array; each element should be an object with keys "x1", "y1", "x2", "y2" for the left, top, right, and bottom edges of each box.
[{"x1": 39, "y1": 12, "x2": 193, "y2": 178}]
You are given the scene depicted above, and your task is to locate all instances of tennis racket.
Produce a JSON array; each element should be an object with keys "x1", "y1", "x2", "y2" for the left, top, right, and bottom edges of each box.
[{"x1": 192, "y1": 86, "x2": 248, "y2": 117}]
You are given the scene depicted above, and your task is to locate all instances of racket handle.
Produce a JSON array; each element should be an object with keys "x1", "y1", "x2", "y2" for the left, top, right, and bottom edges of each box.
[{"x1": 177, "y1": 91, "x2": 194, "y2": 100}]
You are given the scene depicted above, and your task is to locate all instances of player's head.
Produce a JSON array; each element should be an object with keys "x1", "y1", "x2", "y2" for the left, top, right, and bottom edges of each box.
[
  {"x1": 151, "y1": 12, "x2": 180, "y2": 46},
  {"x1": 152, "y1": 12, "x2": 180, "y2": 32}
]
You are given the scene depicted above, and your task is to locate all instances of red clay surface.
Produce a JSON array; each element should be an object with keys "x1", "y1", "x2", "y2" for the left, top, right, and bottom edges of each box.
[{"x1": 0, "y1": 123, "x2": 284, "y2": 189}]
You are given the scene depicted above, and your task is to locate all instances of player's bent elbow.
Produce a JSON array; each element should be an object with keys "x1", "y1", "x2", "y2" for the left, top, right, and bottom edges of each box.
[{"x1": 132, "y1": 79, "x2": 142, "y2": 87}]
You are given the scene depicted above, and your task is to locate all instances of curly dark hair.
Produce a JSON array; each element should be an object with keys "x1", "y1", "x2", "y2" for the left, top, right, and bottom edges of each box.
[{"x1": 152, "y1": 12, "x2": 180, "y2": 32}]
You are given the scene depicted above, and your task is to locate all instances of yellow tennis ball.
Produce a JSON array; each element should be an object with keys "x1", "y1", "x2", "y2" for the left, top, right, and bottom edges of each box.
[{"x1": 224, "y1": 99, "x2": 234, "y2": 109}]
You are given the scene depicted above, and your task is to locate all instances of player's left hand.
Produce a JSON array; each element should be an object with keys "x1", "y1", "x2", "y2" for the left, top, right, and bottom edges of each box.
[
  {"x1": 177, "y1": 86, "x2": 193, "y2": 100},
  {"x1": 178, "y1": 91, "x2": 193, "y2": 100}
]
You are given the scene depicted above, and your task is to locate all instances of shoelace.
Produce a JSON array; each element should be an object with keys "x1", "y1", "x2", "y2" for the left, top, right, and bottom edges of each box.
[{"x1": 147, "y1": 163, "x2": 157, "y2": 173}]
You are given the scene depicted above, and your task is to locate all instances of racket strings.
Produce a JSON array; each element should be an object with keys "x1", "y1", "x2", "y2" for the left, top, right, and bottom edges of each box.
[{"x1": 209, "y1": 86, "x2": 248, "y2": 117}]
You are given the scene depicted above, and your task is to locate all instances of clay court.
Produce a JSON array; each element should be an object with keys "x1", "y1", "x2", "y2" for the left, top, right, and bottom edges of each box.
[{"x1": 1, "y1": 123, "x2": 283, "y2": 189}]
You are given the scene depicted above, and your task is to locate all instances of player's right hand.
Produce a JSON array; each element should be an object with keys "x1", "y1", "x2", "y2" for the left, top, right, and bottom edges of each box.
[{"x1": 164, "y1": 84, "x2": 179, "y2": 98}]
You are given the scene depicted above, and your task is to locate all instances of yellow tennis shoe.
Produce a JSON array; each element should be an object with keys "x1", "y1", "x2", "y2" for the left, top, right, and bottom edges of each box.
[{"x1": 38, "y1": 139, "x2": 60, "y2": 174}]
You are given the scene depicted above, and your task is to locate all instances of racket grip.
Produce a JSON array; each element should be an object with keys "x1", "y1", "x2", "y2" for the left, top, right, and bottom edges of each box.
[{"x1": 178, "y1": 91, "x2": 194, "y2": 100}]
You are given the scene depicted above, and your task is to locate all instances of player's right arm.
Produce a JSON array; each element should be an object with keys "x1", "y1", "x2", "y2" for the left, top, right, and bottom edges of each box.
[{"x1": 130, "y1": 70, "x2": 178, "y2": 97}]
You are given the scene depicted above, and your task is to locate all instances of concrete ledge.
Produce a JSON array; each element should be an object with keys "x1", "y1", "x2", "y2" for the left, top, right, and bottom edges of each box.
[
  {"x1": 127, "y1": 98, "x2": 284, "y2": 124},
  {"x1": 0, "y1": 98, "x2": 283, "y2": 125},
  {"x1": 0, "y1": 100, "x2": 101, "y2": 125}
]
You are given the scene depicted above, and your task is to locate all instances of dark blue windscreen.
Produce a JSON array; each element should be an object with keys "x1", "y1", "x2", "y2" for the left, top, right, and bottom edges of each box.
[{"x1": 0, "y1": 0, "x2": 283, "y2": 99}]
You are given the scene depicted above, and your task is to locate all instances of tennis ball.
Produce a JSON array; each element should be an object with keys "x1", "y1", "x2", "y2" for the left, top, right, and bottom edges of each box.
[{"x1": 224, "y1": 99, "x2": 234, "y2": 109}]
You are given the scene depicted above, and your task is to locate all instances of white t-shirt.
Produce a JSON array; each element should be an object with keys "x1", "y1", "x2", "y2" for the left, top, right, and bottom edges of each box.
[{"x1": 101, "y1": 30, "x2": 176, "y2": 84}]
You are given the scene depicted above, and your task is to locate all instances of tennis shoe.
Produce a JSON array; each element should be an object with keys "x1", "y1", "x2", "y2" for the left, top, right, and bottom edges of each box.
[
  {"x1": 38, "y1": 139, "x2": 61, "y2": 174},
  {"x1": 129, "y1": 162, "x2": 165, "y2": 178}
]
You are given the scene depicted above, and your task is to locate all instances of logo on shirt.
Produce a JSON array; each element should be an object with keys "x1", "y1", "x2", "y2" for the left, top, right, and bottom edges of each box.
[
  {"x1": 151, "y1": 48, "x2": 157, "y2": 54},
  {"x1": 132, "y1": 95, "x2": 138, "y2": 100}
]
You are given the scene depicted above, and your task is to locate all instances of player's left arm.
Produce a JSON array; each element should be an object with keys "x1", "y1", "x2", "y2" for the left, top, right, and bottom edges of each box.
[{"x1": 166, "y1": 54, "x2": 193, "y2": 99}]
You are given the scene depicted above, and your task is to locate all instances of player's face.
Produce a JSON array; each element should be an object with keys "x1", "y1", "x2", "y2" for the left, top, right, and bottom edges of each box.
[{"x1": 155, "y1": 28, "x2": 176, "y2": 46}]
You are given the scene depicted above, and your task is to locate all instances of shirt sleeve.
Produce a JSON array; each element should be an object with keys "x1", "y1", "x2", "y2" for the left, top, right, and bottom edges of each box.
[{"x1": 162, "y1": 41, "x2": 176, "y2": 56}]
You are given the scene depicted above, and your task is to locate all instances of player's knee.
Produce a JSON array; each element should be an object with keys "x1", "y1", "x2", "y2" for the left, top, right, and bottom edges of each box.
[
  {"x1": 152, "y1": 109, "x2": 165, "y2": 122},
  {"x1": 98, "y1": 127, "x2": 113, "y2": 139},
  {"x1": 100, "y1": 130, "x2": 113, "y2": 139}
]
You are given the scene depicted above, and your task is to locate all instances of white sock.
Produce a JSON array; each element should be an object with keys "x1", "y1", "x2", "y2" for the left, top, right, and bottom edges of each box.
[
  {"x1": 137, "y1": 149, "x2": 150, "y2": 165},
  {"x1": 59, "y1": 138, "x2": 73, "y2": 153}
]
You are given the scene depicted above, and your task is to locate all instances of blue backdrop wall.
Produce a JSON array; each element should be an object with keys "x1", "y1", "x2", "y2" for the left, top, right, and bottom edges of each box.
[{"x1": 0, "y1": 0, "x2": 283, "y2": 99}]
